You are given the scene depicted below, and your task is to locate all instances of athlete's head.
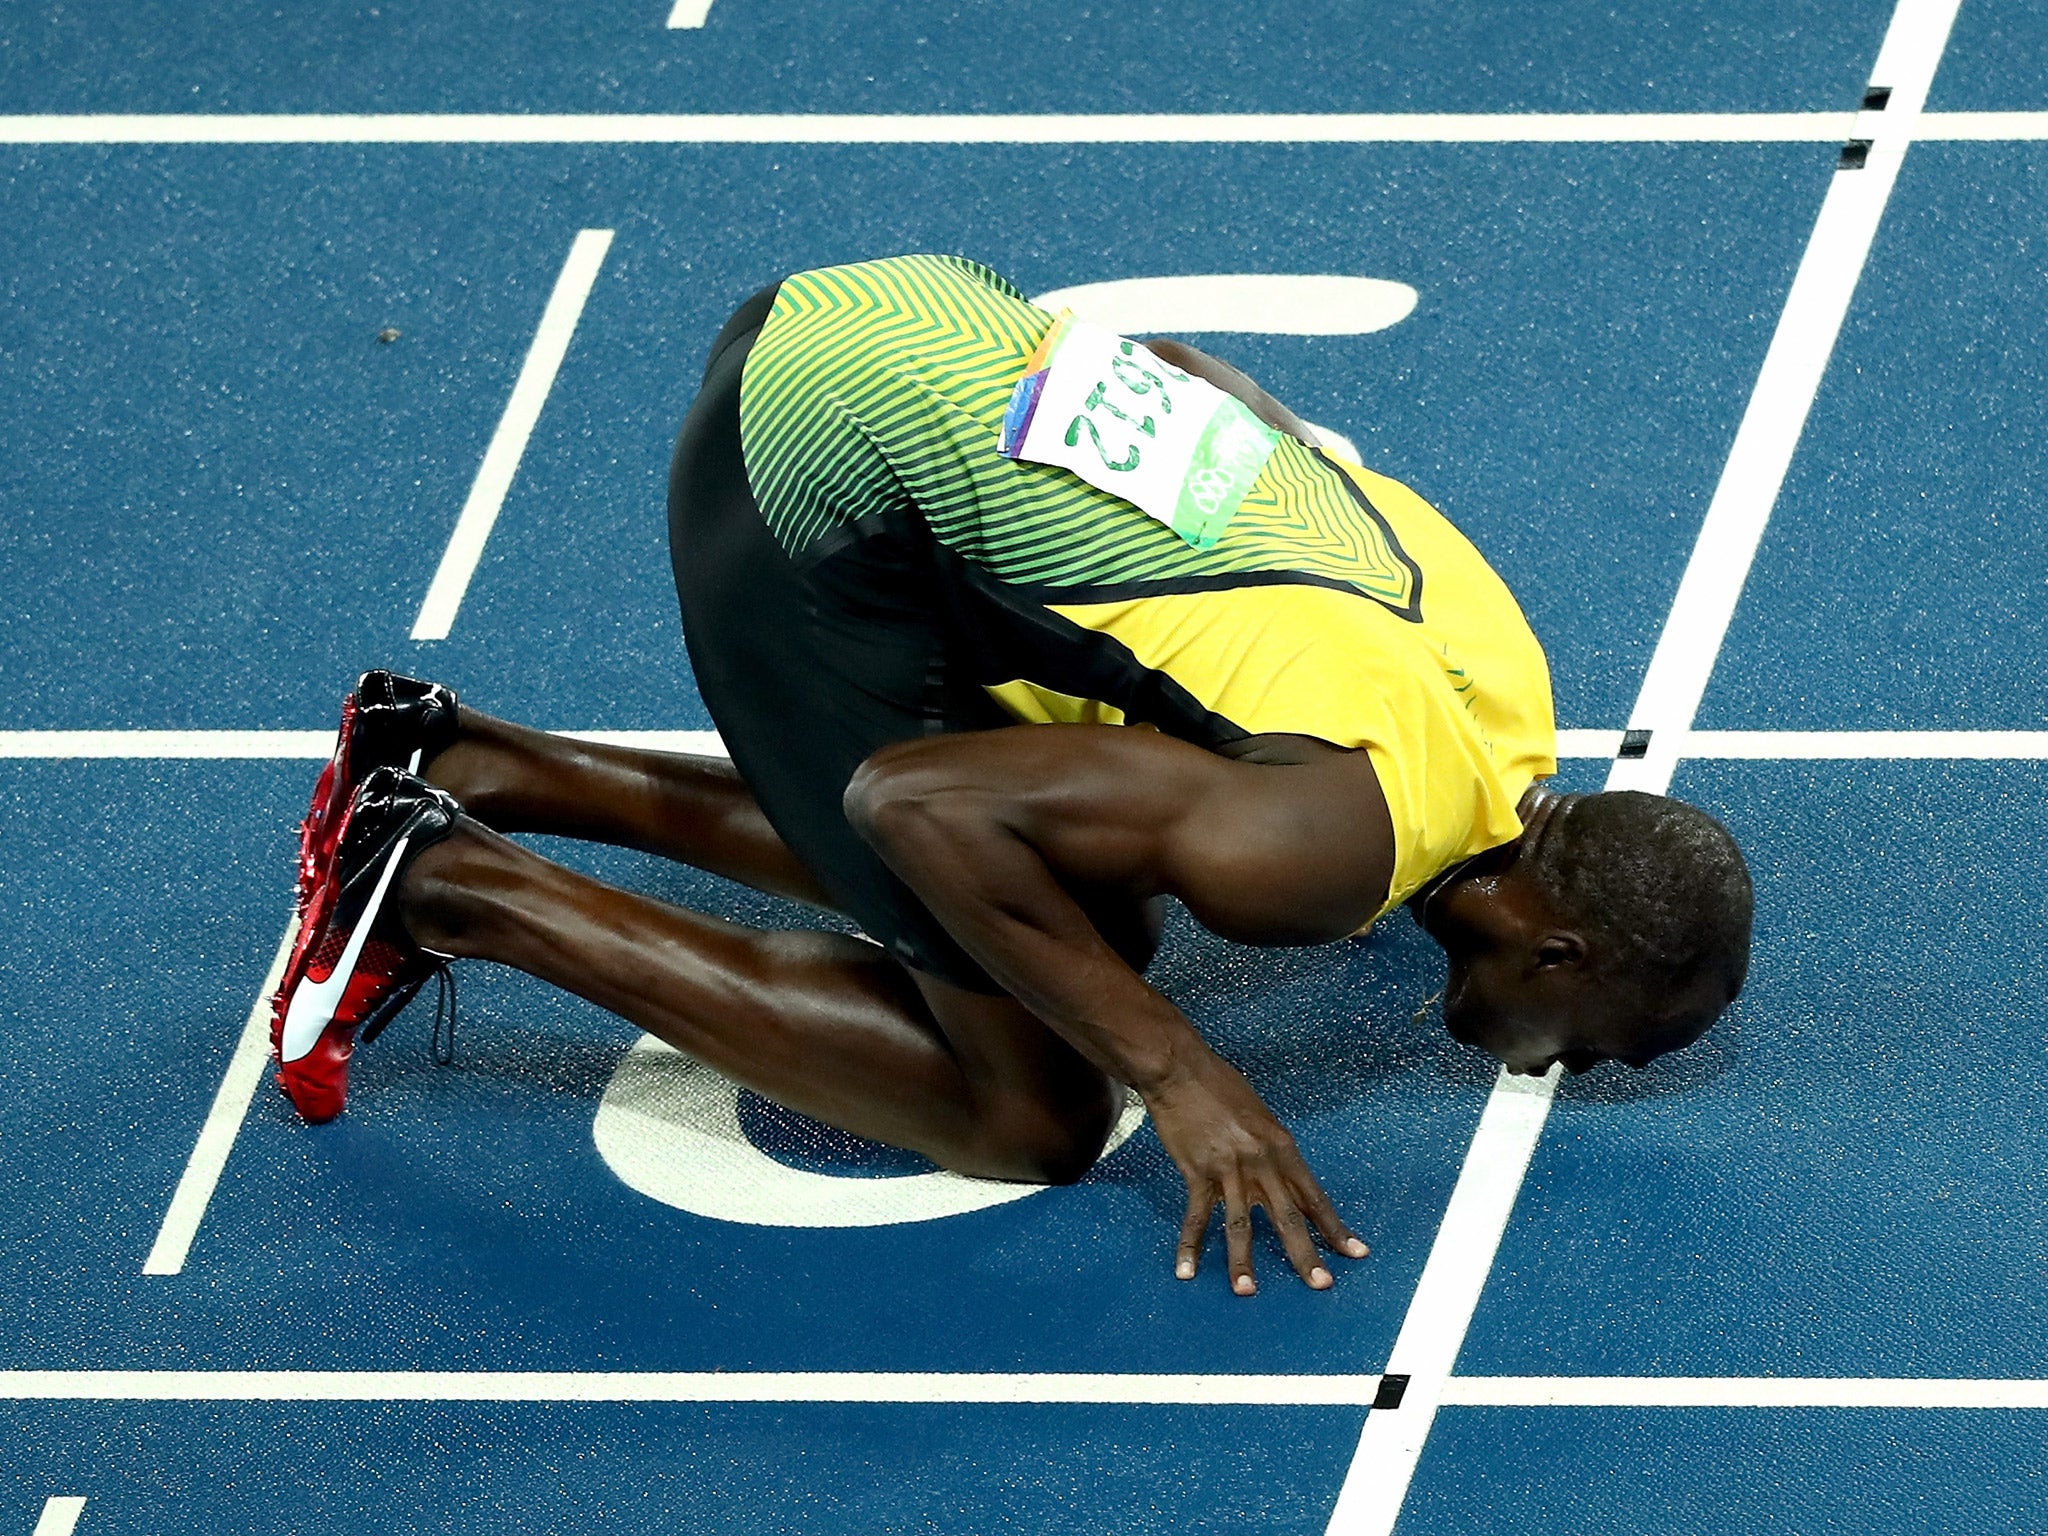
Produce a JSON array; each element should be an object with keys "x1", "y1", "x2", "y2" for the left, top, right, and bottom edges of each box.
[{"x1": 1418, "y1": 788, "x2": 1752, "y2": 1076}]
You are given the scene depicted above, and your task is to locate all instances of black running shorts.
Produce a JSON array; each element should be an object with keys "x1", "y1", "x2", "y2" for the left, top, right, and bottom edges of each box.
[{"x1": 667, "y1": 283, "x2": 1013, "y2": 993}]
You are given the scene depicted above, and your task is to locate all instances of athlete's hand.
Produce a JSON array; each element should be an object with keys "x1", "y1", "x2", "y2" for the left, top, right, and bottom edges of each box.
[{"x1": 1144, "y1": 1050, "x2": 1368, "y2": 1295}]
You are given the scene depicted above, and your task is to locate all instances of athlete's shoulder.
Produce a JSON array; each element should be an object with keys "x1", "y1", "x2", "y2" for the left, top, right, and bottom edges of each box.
[{"x1": 1328, "y1": 459, "x2": 1539, "y2": 632}]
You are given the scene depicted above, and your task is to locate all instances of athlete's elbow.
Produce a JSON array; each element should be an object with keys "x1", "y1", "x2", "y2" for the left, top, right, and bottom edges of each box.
[{"x1": 844, "y1": 749, "x2": 958, "y2": 856}]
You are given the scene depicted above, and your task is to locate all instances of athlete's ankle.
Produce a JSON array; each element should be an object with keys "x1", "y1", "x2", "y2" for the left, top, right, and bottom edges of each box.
[
  {"x1": 416, "y1": 711, "x2": 539, "y2": 823},
  {"x1": 418, "y1": 736, "x2": 487, "y2": 811},
  {"x1": 393, "y1": 816, "x2": 507, "y2": 956}
]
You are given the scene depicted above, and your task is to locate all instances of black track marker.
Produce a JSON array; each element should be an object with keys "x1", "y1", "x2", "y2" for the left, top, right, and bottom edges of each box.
[
  {"x1": 1840, "y1": 140, "x2": 1873, "y2": 170},
  {"x1": 1619, "y1": 729, "x2": 1652, "y2": 760},
  {"x1": 1373, "y1": 1374, "x2": 1411, "y2": 1410},
  {"x1": 1862, "y1": 86, "x2": 1892, "y2": 110}
]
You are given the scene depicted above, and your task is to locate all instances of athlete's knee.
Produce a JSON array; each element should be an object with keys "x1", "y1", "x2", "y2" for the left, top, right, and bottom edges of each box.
[
  {"x1": 971, "y1": 1076, "x2": 1120, "y2": 1186},
  {"x1": 904, "y1": 968, "x2": 1122, "y2": 1183}
]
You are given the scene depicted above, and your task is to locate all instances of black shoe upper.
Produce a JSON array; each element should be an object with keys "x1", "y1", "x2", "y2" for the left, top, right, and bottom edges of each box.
[
  {"x1": 323, "y1": 767, "x2": 464, "y2": 1045},
  {"x1": 331, "y1": 766, "x2": 462, "y2": 933},
  {"x1": 353, "y1": 670, "x2": 460, "y2": 777}
]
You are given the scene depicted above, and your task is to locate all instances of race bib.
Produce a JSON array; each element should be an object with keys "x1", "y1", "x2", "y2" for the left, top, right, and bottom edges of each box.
[{"x1": 998, "y1": 314, "x2": 1278, "y2": 550}]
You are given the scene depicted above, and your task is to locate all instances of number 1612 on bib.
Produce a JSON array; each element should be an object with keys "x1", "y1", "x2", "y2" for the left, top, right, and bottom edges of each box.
[{"x1": 998, "y1": 314, "x2": 1279, "y2": 551}]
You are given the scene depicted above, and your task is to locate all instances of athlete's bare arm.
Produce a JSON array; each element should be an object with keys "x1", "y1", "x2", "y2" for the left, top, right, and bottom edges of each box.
[{"x1": 844, "y1": 725, "x2": 1393, "y2": 1290}]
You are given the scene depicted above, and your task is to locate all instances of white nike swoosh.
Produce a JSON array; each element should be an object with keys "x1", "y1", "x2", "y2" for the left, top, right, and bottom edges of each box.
[{"x1": 280, "y1": 833, "x2": 412, "y2": 1064}]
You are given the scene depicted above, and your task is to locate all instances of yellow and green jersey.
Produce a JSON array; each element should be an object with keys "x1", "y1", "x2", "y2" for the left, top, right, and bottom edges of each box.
[{"x1": 739, "y1": 254, "x2": 1557, "y2": 921}]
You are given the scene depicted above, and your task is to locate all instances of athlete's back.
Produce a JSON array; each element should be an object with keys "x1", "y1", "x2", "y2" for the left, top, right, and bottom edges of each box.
[{"x1": 739, "y1": 254, "x2": 1557, "y2": 915}]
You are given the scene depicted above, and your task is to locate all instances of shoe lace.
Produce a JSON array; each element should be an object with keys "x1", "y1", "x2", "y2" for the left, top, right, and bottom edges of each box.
[{"x1": 429, "y1": 960, "x2": 458, "y2": 1067}]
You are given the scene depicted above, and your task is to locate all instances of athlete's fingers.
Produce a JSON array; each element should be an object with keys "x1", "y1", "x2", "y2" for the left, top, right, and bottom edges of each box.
[
  {"x1": 1176, "y1": 1184, "x2": 1212, "y2": 1281},
  {"x1": 1264, "y1": 1188, "x2": 1331, "y2": 1289},
  {"x1": 1290, "y1": 1166, "x2": 1369, "y2": 1260},
  {"x1": 1222, "y1": 1174, "x2": 1257, "y2": 1297}
]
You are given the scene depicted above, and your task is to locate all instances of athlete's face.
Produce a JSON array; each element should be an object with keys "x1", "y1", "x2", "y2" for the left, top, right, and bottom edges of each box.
[
  {"x1": 1417, "y1": 791, "x2": 1702, "y2": 1076},
  {"x1": 1437, "y1": 953, "x2": 1662, "y2": 1076}
]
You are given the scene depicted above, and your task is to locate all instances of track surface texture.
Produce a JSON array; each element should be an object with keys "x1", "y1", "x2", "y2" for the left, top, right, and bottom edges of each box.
[{"x1": 3, "y1": 1, "x2": 2044, "y2": 1531}]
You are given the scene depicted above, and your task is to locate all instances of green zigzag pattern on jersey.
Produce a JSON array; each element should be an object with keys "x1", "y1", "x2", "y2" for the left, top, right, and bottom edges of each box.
[
  {"x1": 740, "y1": 255, "x2": 1106, "y2": 557},
  {"x1": 738, "y1": 255, "x2": 1420, "y2": 618}
]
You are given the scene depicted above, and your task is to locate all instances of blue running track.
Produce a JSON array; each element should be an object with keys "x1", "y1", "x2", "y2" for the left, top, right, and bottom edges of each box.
[{"x1": 3, "y1": 1, "x2": 2046, "y2": 1530}]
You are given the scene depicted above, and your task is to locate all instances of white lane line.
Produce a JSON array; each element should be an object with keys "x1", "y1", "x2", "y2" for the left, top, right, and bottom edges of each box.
[
  {"x1": 0, "y1": 1369, "x2": 1383, "y2": 1405},
  {"x1": 0, "y1": 729, "x2": 727, "y2": 759},
  {"x1": 665, "y1": 0, "x2": 715, "y2": 25},
  {"x1": 1326, "y1": 1069, "x2": 1561, "y2": 1533},
  {"x1": 411, "y1": 229, "x2": 615, "y2": 641},
  {"x1": 1684, "y1": 729, "x2": 2048, "y2": 759},
  {"x1": 1559, "y1": 730, "x2": 2048, "y2": 761},
  {"x1": 1035, "y1": 274, "x2": 1418, "y2": 337},
  {"x1": 31, "y1": 1499, "x2": 87, "y2": 1536},
  {"x1": 0, "y1": 1369, "x2": 2042, "y2": 1409},
  {"x1": 1443, "y1": 1376, "x2": 2048, "y2": 1410},
  {"x1": 0, "y1": 730, "x2": 339, "y2": 759},
  {"x1": 1619, "y1": 1, "x2": 1957, "y2": 795},
  {"x1": 0, "y1": 111, "x2": 1863, "y2": 145},
  {"x1": 142, "y1": 922, "x2": 297, "y2": 1276},
  {"x1": 1554, "y1": 729, "x2": 1622, "y2": 759},
  {"x1": 1323, "y1": 3, "x2": 1964, "y2": 1531},
  {"x1": 1917, "y1": 110, "x2": 2048, "y2": 139},
  {"x1": 1, "y1": 109, "x2": 2036, "y2": 147}
]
